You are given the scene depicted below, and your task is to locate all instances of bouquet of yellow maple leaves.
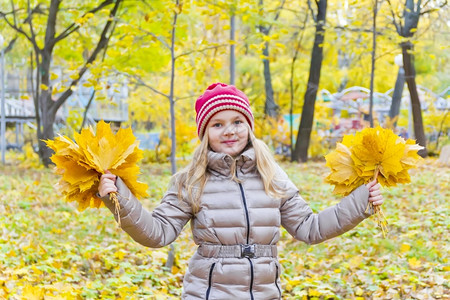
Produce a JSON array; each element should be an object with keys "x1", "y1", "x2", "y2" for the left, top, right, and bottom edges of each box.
[
  {"x1": 324, "y1": 126, "x2": 423, "y2": 236},
  {"x1": 45, "y1": 120, "x2": 148, "y2": 226}
]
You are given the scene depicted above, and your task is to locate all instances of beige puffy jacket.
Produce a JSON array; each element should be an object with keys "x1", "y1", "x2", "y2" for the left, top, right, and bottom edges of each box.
[{"x1": 101, "y1": 148, "x2": 373, "y2": 299}]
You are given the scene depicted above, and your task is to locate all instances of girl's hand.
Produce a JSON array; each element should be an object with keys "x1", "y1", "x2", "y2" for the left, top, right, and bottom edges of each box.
[
  {"x1": 98, "y1": 170, "x2": 117, "y2": 198},
  {"x1": 365, "y1": 180, "x2": 384, "y2": 206}
]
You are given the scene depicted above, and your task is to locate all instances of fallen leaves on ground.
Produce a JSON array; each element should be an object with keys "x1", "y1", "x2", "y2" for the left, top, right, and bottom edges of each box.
[{"x1": 0, "y1": 158, "x2": 448, "y2": 299}]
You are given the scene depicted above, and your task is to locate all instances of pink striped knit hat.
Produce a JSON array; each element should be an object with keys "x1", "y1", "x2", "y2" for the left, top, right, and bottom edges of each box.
[{"x1": 195, "y1": 83, "x2": 254, "y2": 139}]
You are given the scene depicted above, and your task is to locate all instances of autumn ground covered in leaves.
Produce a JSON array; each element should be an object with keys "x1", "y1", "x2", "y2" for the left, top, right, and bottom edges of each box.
[{"x1": 0, "y1": 157, "x2": 448, "y2": 299}]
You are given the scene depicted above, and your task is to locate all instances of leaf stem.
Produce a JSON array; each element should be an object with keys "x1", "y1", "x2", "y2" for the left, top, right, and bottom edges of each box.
[
  {"x1": 110, "y1": 192, "x2": 121, "y2": 228},
  {"x1": 371, "y1": 166, "x2": 388, "y2": 237},
  {"x1": 373, "y1": 167, "x2": 380, "y2": 181}
]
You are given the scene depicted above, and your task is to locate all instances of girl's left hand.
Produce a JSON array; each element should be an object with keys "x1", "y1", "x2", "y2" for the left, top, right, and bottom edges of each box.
[
  {"x1": 365, "y1": 180, "x2": 384, "y2": 206},
  {"x1": 98, "y1": 170, "x2": 118, "y2": 198}
]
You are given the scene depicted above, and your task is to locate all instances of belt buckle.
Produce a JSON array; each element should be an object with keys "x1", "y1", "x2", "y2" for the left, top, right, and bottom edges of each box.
[{"x1": 240, "y1": 244, "x2": 255, "y2": 258}]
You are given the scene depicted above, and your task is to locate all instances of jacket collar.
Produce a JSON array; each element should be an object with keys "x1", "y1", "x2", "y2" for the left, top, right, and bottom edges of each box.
[{"x1": 207, "y1": 148, "x2": 257, "y2": 177}]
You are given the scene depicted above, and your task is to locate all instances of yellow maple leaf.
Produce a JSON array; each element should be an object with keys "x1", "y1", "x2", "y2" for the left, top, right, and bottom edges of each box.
[
  {"x1": 324, "y1": 143, "x2": 365, "y2": 196},
  {"x1": 349, "y1": 127, "x2": 406, "y2": 180},
  {"x1": 400, "y1": 243, "x2": 411, "y2": 253},
  {"x1": 401, "y1": 139, "x2": 424, "y2": 167},
  {"x1": 325, "y1": 143, "x2": 357, "y2": 182},
  {"x1": 309, "y1": 289, "x2": 321, "y2": 296},
  {"x1": 46, "y1": 120, "x2": 148, "y2": 214},
  {"x1": 408, "y1": 257, "x2": 421, "y2": 269},
  {"x1": 22, "y1": 284, "x2": 44, "y2": 300}
]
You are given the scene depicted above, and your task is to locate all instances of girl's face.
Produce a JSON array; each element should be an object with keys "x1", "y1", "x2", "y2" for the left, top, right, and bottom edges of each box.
[{"x1": 207, "y1": 110, "x2": 249, "y2": 157}]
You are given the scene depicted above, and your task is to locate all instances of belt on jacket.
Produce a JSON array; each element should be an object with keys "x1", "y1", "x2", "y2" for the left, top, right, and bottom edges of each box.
[{"x1": 197, "y1": 244, "x2": 277, "y2": 259}]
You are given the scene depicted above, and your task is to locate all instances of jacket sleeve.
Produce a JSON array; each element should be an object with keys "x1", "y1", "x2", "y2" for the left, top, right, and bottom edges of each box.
[
  {"x1": 100, "y1": 177, "x2": 193, "y2": 248},
  {"x1": 278, "y1": 169, "x2": 373, "y2": 245}
]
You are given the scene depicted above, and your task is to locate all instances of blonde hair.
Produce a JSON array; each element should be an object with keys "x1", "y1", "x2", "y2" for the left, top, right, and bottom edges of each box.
[{"x1": 174, "y1": 125, "x2": 286, "y2": 213}]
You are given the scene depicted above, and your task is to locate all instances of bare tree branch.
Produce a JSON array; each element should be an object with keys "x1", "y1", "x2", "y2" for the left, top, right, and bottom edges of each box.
[
  {"x1": 10, "y1": 0, "x2": 17, "y2": 25},
  {"x1": 420, "y1": 0, "x2": 447, "y2": 15},
  {"x1": 282, "y1": 7, "x2": 307, "y2": 14},
  {"x1": 386, "y1": 0, "x2": 402, "y2": 34},
  {"x1": 54, "y1": 0, "x2": 123, "y2": 110},
  {"x1": 0, "y1": 11, "x2": 34, "y2": 45},
  {"x1": 373, "y1": 42, "x2": 400, "y2": 59},
  {"x1": 174, "y1": 95, "x2": 195, "y2": 102},
  {"x1": 267, "y1": 0, "x2": 287, "y2": 32},
  {"x1": 120, "y1": 71, "x2": 170, "y2": 99},
  {"x1": 416, "y1": 0, "x2": 423, "y2": 12},
  {"x1": 26, "y1": 0, "x2": 39, "y2": 51},
  {"x1": 175, "y1": 44, "x2": 228, "y2": 59},
  {"x1": 1, "y1": 2, "x2": 45, "y2": 52},
  {"x1": 307, "y1": 0, "x2": 317, "y2": 23},
  {"x1": 23, "y1": 2, "x2": 44, "y2": 24},
  {"x1": 79, "y1": 13, "x2": 118, "y2": 132},
  {"x1": 3, "y1": 36, "x2": 18, "y2": 54},
  {"x1": 54, "y1": 0, "x2": 114, "y2": 43},
  {"x1": 334, "y1": 25, "x2": 383, "y2": 35},
  {"x1": 422, "y1": 0, "x2": 432, "y2": 8},
  {"x1": 258, "y1": 0, "x2": 287, "y2": 35},
  {"x1": 138, "y1": 27, "x2": 170, "y2": 50}
]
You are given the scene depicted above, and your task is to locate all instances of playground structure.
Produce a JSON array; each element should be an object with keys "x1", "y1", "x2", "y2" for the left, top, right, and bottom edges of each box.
[
  {"x1": 320, "y1": 85, "x2": 449, "y2": 135},
  {"x1": 1, "y1": 68, "x2": 128, "y2": 152}
]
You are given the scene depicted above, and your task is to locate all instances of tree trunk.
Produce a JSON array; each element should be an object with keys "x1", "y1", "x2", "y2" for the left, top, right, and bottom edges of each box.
[
  {"x1": 262, "y1": 40, "x2": 278, "y2": 118},
  {"x1": 401, "y1": 41, "x2": 427, "y2": 157},
  {"x1": 168, "y1": 1, "x2": 179, "y2": 176},
  {"x1": 38, "y1": 102, "x2": 57, "y2": 166},
  {"x1": 389, "y1": 67, "x2": 405, "y2": 127},
  {"x1": 230, "y1": 14, "x2": 236, "y2": 85},
  {"x1": 387, "y1": 0, "x2": 427, "y2": 156},
  {"x1": 165, "y1": 0, "x2": 180, "y2": 271},
  {"x1": 368, "y1": 0, "x2": 378, "y2": 128},
  {"x1": 292, "y1": 0, "x2": 327, "y2": 162},
  {"x1": 258, "y1": 0, "x2": 285, "y2": 119}
]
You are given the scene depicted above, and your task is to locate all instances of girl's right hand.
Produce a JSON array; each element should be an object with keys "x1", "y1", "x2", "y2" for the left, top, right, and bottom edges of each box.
[{"x1": 98, "y1": 170, "x2": 118, "y2": 197}]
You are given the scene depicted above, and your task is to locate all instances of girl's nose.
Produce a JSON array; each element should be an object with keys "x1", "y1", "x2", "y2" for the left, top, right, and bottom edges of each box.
[{"x1": 223, "y1": 124, "x2": 236, "y2": 135}]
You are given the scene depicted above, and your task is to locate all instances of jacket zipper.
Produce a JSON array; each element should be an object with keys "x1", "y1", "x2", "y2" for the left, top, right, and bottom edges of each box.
[
  {"x1": 275, "y1": 264, "x2": 281, "y2": 299},
  {"x1": 237, "y1": 177, "x2": 254, "y2": 300},
  {"x1": 206, "y1": 263, "x2": 216, "y2": 300},
  {"x1": 238, "y1": 182, "x2": 250, "y2": 244},
  {"x1": 247, "y1": 258, "x2": 255, "y2": 300}
]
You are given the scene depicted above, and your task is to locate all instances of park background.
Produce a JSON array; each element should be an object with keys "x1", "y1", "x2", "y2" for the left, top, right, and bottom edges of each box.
[{"x1": 0, "y1": 0, "x2": 449, "y2": 299}]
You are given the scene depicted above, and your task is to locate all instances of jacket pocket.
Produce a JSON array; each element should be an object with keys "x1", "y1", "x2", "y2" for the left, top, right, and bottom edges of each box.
[{"x1": 206, "y1": 263, "x2": 216, "y2": 300}]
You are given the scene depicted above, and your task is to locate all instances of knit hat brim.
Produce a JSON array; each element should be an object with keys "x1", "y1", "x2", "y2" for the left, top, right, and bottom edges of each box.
[{"x1": 195, "y1": 83, "x2": 254, "y2": 139}]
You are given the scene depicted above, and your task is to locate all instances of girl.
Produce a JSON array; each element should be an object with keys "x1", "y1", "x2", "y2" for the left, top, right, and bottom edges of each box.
[{"x1": 98, "y1": 83, "x2": 384, "y2": 299}]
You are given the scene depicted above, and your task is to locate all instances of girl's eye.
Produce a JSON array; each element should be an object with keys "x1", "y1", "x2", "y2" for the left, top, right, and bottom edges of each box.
[
  {"x1": 234, "y1": 120, "x2": 243, "y2": 125},
  {"x1": 212, "y1": 123, "x2": 222, "y2": 128}
]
